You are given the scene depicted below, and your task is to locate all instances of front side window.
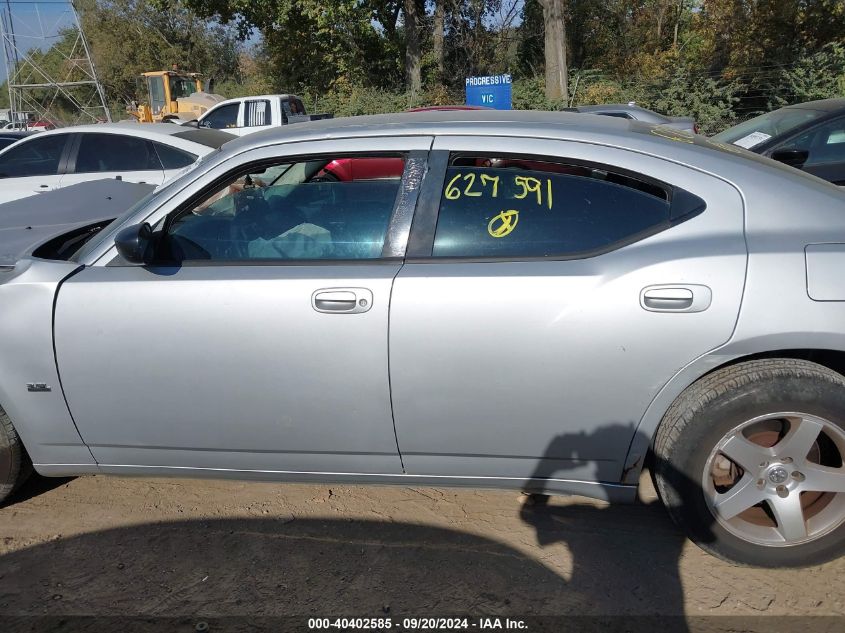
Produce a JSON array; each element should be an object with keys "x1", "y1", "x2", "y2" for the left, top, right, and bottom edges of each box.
[
  {"x1": 432, "y1": 156, "x2": 671, "y2": 258},
  {"x1": 199, "y1": 104, "x2": 239, "y2": 130},
  {"x1": 163, "y1": 155, "x2": 405, "y2": 262},
  {"x1": 75, "y1": 134, "x2": 161, "y2": 173},
  {"x1": 0, "y1": 134, "x2": 67, "y2": 177}
]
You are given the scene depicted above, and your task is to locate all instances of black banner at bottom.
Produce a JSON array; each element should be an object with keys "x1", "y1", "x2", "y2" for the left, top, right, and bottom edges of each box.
[{"x1": 0, "y1": 616, "x2": 843, "y2": 633}]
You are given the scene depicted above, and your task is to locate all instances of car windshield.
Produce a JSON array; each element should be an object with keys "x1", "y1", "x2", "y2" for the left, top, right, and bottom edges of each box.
[{"x1": 712, "y1": 107, "x2": 826, "y2": 149}]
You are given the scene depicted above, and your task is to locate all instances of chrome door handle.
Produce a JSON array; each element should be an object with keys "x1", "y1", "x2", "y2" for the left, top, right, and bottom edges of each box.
[
  {"x1": 640, "y1": 285, "x2": 712, "y2": 313},
  {"x1": 312, "y1": 288, "x2": 373, "y2": 314}
]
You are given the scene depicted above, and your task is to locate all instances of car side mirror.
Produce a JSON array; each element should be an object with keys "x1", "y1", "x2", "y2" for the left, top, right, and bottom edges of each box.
[
  {"x1": 114, "y1": 222, "x2": 153, "y2": 264},
  {"x1": 771, "y1": 148, "x2": 809, "y2": 169}
]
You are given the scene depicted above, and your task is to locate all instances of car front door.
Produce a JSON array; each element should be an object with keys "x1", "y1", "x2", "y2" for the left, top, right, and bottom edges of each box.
[
  {"x1": 388, "y1": 137, "x2": 747, "y2": 492},
  {"x1": 0, "y1": 133, "x2": 70, "y2": 204},
  {"x1": 59, "y1": 133, "x2": 167, "y2": 189},
  {"x1": 54, "y1": 137, "x2": 430, "y2": 475}
]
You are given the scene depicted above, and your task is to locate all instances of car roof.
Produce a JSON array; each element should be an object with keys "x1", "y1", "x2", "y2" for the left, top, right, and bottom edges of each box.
[
  {"x1": 34, "y1": 122, "x2": 202, "y2": 138},
  {"x1": 212, "y1": 94, "x2": 299, "y2": 105},
  {"x1": 216, "y1": 109, "x2": 840, "y2": 194},
  {"x1": 224, "y1": 110, "x2": 669, "y2": 154},
  {"x1": 0, "y1": 122, "x2": 234, "y2": 157},
  {"x1": 784, "y1": 98, "x2": 845, "y2": 112}
]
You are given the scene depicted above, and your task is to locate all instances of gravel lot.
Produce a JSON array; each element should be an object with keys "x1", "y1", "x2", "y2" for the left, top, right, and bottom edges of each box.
[{"x1": 0, "y1": 471, "x2": 843, "y2": 629}]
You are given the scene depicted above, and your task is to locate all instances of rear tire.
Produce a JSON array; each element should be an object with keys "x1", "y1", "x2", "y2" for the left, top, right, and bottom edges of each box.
[
  {"x1": 653, "y1": 358, "x2": 845, "y2": 567},
  {"x1": 0, "y1": 406, "x2": 32, "y2": 503}
]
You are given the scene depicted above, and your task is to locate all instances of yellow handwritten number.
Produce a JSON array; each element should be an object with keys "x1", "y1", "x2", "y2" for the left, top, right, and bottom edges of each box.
[
  {"x1": 488, "y1": 210, "x2": 520, "y2": 238},
  {"x1": 463, "y1": 173, "x2": 482, "y2": 196},
  {"x1": 444, "y1": 173, "x2": 463, "y2": 200},
  {"x1": 514, "y1": 176, "x2": 542, "y2": 205},
  {"x1": 480, "y1": 173, "x2": 499, "y2": 197}
]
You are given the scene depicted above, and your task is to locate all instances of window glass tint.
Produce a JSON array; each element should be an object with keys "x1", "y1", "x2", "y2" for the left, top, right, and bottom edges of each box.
[
  {"x1": 245, "y1": 100, "x2": 270, "y2": 126},
  {"x1": 432, "y1": 157, "x2": 671, "y2": 258},
  {"x1": 75, "y1": 134, "x2": 161, "y2": 173},
  {"x1": 199, "y1": 103, "x2": 239, "y2": 130},
  {"x1": 0, "y1": 134, "x2": 66, "y2": 177},
  {"x1": 153, "y1": 142, "x2": 196, "y2": 169},
  {"x1": 165, "y1": 155, "x2": 404, "y2": 262},
  {"x1": 778, "y1": 116, "x2": 845, "y2": 166}
]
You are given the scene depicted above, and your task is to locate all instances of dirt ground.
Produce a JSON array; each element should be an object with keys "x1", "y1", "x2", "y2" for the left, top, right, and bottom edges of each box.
[{"x1": 0, "y1": 471, "x2": 842, "y2": 629}]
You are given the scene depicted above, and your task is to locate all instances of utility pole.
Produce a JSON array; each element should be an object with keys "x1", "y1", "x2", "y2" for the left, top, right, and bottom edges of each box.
[{"x1": 0, "y1": 0, "x2": 111, "y2": 126}]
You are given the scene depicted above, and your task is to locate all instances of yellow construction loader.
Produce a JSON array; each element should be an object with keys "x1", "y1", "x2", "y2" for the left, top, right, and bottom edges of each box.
[{"x1": 129, "y1": 69, "x2": 225, "y2": 123}]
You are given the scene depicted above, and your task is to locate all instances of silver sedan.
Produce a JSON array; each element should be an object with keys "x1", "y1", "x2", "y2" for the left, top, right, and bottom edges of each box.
[{"x1": 1, "y1": 111, "x2": 845, "y2": 567}]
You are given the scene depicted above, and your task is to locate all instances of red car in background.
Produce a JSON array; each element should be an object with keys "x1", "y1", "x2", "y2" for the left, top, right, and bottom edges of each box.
[{"x1": 319, "y1": 106, "x2": 490, "y2": 181}]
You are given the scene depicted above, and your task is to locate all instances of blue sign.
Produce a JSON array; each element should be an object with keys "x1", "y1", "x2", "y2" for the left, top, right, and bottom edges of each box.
[{"x1": 466, "y1": 74, "x2": 512, "y2": 110}]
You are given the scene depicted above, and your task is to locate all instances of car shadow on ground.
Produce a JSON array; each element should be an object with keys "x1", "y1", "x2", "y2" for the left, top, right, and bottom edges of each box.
[
  {"x1": 4, "y1": 474, "x2": 74, "y2": 506},
  {"x1": 0, "y1": 427, "x2": 719, "y2": 632}
]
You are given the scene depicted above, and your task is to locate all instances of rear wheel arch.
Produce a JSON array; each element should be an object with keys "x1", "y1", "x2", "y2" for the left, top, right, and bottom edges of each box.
[
  {"x1": 649, "y1": 357, "x2": 845, "y2": 566},
  {"x1": 624, "y1": 348, "x2": 845, "y2": 484}
]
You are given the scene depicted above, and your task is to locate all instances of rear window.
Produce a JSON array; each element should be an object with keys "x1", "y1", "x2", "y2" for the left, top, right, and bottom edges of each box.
[
  {"x1": 431, "y1": 155, "x2": 673, "y2": 259},
  {"x1": 173, "y1": 128, "x2": 236, "y2": 149},
  {"x1": 153, "y1": 142, "x2": 197, "y2": 170}
]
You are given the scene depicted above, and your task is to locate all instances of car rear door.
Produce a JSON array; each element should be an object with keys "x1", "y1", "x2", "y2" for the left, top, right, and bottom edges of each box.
[
  {"x1": 388, "y1": 136, "x2": 747, "y2": 490},
  {"x1": 54, "y1": 136, "x2": 430, "y2": 476}
]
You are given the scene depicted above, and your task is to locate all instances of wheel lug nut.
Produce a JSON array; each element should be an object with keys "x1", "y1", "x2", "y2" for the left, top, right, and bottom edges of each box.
[
  {"x1": 757, "y1": 478, "x2": 766, "y2": 489},
  {"x1": 759, "y1": 461, "x2": 768, "y2": 468},
  {"x1": 792, "y1": 471, "x2": 805, "y2": 482},
  {"x1": 782, "y1": 457, "x2": 793, "y2": 464},
  {"x1": 776, "y1": 485, "x2": 789, "y2": 498}
]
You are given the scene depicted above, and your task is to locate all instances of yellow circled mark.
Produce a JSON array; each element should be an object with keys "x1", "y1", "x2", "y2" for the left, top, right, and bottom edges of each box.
[{"x1": 488, "y1": 209, "x2": 520, "y2": 238}]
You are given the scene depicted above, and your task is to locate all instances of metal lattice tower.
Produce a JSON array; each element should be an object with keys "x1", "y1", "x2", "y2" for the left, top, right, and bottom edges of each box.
[{"x1": 0, "y1": 0, "x2": 110, "y2": 125}]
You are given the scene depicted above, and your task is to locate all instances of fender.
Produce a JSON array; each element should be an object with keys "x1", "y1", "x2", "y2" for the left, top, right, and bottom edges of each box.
[{"x1": 0, "y1": 258, "x2": 97, "y2": 474}]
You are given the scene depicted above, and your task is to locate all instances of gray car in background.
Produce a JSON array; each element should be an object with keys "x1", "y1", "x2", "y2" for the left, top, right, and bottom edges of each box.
[
  {"x1": 574, "y1": 103, "x2": 699, "y2": 133},
  {"x1": 1, "y1": 111, "x2": 844, "y2": 568}
]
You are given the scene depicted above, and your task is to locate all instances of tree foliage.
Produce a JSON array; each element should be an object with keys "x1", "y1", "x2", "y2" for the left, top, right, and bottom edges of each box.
[{"x1": 5, "y1": 0, "x2": 845, "y2": 126}]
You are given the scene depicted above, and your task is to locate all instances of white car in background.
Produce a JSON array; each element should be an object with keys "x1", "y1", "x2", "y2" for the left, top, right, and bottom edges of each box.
[
  {"x1": 0, "y1": 123, "x2": 234, "y2": 205},
  {"x1": 196, "y1": 94, "x2": 332, "y2": 136}
]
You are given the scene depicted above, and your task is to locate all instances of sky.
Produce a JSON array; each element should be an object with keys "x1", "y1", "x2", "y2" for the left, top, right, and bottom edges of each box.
[{"x1": 0, "y1": 1, "x2": 81, "y2": 85}]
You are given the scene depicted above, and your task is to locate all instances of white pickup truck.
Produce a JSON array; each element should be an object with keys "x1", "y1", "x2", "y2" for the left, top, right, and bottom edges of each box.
[{"x1": 196, "y1": 94, "x2": 332, "y2": 136}]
